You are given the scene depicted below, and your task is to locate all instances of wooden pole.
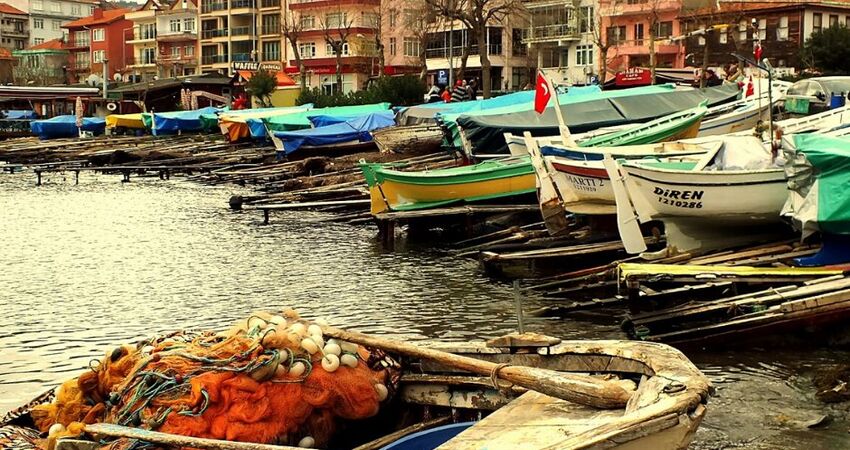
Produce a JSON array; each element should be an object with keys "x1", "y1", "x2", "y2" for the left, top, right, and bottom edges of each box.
[
  {"x1": 321, "y1": 326, "x2": 632, "y2": 409},
  {"x1": 84, "y1": 423, "x2": 303, "y2": 450}
]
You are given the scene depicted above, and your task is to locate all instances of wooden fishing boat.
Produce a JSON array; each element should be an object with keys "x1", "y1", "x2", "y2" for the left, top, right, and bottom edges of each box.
[
  {"x1": 502, "y1": 102, "x2": 708, "y2": 159},
  {"x1": 371, "y1": 123, "x2": 444, "y2": 155},
  {"x1": 525, "y1": 134, "x2": 720, "y2": 235},
  {"x1": 0, "y1": 330, "x2": 711, "y2": 450},
  {"x1": 697, "y1": 95, "x2": 772, "y2": 137},
  {"x1": 360, "y1": 156, "x2": 536, "y2": 215},
  {"x1": 611, "y1": 156, "x2": 789, "y2": 255}
]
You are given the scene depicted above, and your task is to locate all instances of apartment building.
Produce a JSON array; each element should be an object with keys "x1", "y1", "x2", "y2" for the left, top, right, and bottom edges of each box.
[
  {"x1": 126, "y1": 0, "x2": 198, "y2": 81},
  {"x1": 681, "y1": 0, "x2": 850, "y2": 75},
  {"x1": 600, "y1": 0, "x2": 684, "y2": 75},
  {"x1": 62, "y1": 8, "x2": 133, "y2": 83},
  {"x1": 6, "y1": 0, "x2": 98, "y2": 47},
  {"x1": 198, "y1": 0, "x2": 283, "y2": 75},
  {"x1": 0, "y1": 3, "x2": 28, "y2": 51},
  {"x1": 13, "y1": 38, "x2": 69, "y2": 84},
  {"x1": 523, "y1": 0, "x2": 597, "y2": 85}
]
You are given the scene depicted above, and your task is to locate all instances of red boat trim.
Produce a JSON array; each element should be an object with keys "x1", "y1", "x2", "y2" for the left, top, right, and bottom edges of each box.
[{"x1": 551, "y1": 161, "x2": 610, "y2": 179}]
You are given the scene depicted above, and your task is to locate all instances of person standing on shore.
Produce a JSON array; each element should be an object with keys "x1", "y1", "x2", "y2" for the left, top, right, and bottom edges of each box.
[
  {"x1": 450, "y1": 80, "x2": 468, "y2": 102},
  {"x1": 468, "y1": 79, "x2": 478, "y2": 100},
  {"x1": 426, "y1": 84, "x2": 442, "y2": 103},
  {"x1": 441, "y1": 86, "x2": 451, "y2": 102}
]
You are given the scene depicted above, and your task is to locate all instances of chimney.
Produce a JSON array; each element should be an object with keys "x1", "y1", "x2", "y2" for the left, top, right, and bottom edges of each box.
[{"x1": 93, "y1": 8, "x2": 103, "y2": 19}]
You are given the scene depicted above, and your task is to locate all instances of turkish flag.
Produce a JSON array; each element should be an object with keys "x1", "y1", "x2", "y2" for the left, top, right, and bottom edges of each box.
[
  {"x1": 534, "y1": 72, "x2": 552, "y2": 114},
  {"x1": 746, "y1": 76, "x2": 754, "y2": 97},
  {"x1": 754, "y1": 43, "x2": 763, "y2": 62}
]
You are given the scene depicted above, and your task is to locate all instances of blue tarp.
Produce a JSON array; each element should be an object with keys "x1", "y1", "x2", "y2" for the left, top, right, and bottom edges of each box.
[
  {"x1": 152, "y1": 107, "x2": 222, "y2": 134},
  {"x1": 30, "y1": 115, "x2": 106, "y2": 140},
  {"x1": 273, "y1": 111, "x2": 395, "y2": 155},
  {"x1": 4, "y1": 110, "x2": 37, "y2": 119},
  {"x1": 308, "y1": 114, "x2": 376, "y2": 128}
]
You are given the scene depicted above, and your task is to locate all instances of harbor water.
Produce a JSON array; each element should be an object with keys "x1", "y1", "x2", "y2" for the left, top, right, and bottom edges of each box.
[{"x1": 1, "y1": 171, "x2": 849, "y2": 448}]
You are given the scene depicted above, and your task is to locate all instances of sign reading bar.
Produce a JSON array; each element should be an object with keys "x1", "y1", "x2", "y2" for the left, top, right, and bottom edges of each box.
[{"x1": 231, "y1": 61, "x2": 282, "y2": 72}]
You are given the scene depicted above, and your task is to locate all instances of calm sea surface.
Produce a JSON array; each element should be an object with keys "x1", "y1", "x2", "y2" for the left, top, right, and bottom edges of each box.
[{"x1": 1, "y1": 171, "x2": 849, "y2": 448}]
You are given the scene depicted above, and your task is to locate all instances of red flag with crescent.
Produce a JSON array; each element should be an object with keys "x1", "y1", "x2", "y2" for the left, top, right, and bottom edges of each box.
[
  {"x1": 746, "y1": 76, "x2": 754, "y2": 97},
  {"x1": 534, "y1": 72, "x2": 551, "y2": 114},
  {"x1": 754, "y1": 43, "x2": 763, "y2": 62}
]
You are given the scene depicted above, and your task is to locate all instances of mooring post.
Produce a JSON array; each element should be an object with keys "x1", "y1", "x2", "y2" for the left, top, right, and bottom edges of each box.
[
  {"x1": 385, "y1": 220, "x2": 396, "y2": 250},
  {"x1": 74, "y1": 170, "x2": 80, "y2": 185},
  {"x1": 263, "y1": 208, "x2": 270, "y2": 225},
  {"x1": 159, "y1": 170, "x2": 165, "y2": 180},
  {"x1": 122, "y1": 170, "x2": 131, "y2": 183},
  {"x1": 513, "y1": 280, "x2": 525, "y2": 334},
  {"x1": 35, "y1": 170, "x2": 42, "y2": 186},
  {"x1": 626, "y1": 278, "x2": 641, "y2": 315}
]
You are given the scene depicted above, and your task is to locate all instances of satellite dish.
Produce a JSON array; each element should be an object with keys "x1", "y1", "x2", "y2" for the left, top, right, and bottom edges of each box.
[
  {"x1": 86, "y1": 74, "x2": 101, "y2": 86},
  {"x1": 113, "y1": 73, "x2": 122, "y2": 82},
  {"x1": 153, "y1": 75, "x2": 159, "y2": 81}
]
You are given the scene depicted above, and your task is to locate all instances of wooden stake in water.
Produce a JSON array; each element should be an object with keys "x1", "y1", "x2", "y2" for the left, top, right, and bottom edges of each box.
[{"x1": 513, "y1": 279, "x2": 525, "y2": 334}]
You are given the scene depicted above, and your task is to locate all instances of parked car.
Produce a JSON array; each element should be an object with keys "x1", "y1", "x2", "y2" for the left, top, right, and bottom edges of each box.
[{"x1": 782, "y1": 76, "x2": 850, "y2": 116}]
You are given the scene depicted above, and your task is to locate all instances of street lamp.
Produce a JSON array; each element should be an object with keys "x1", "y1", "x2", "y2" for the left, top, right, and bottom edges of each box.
[{"x1": 102, "y1": 57, "x2": 109, "y2": 99}]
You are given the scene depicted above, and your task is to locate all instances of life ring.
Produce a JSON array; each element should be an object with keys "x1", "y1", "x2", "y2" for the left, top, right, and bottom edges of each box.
[{"x1": 106, "y1": 102, "x2": 118, "y2": 111}]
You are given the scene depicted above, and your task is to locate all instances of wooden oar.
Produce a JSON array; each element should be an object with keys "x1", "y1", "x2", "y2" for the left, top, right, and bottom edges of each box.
[
  {"x1": 84, "y1": 423, "x2": 303, "y2": 450},
  {"x1": 321, "y1": 326, "x2": 633, "y2": 409}
]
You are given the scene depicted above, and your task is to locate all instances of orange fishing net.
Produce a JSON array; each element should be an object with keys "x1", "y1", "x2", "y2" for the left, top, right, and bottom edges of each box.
[{"x1": 31, "y1": 311, "x2": 400, "y2": 448}]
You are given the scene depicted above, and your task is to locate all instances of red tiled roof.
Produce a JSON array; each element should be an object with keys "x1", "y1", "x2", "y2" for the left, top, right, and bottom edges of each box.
[
  {"x1": 62, "y1": 8, "x2": 131, "y2": 28},
  {"x1": 0, "y1": 2, "x2": 27, "y2": 15},
  {"x1": 29, "y1": 38, "x2": 66, "y2": 50}
]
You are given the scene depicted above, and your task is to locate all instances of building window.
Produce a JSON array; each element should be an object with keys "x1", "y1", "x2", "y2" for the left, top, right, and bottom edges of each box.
[
  {"x1": 830, "y1": 14, "x2": 839, "y2": 27},
  {"x1": 34, "y1": 18, "x2": 44, "y2": 29},
  {"x1": 813, "y1": 13, "x2": 822, "y2": 33},
  {"x1": 778, "y1": 16, "x2": 789, "y2": 41},
  {"x1": 142, "y1": 47, "x2": 156, "y2": 64},
  {"x1": 93, "y1": 28, "x2": 104, "y2": 41},
  {"x1": 326, "y1": 41, "x2": 349, "y2": 56},
  {"x1": 738, "y1": 20, "x2": 747, "y2": 42},
  {"x1": 50, "y1": 1, "x2": 60, "y2": 12},
  {"x1": 140, "y1": 23, "x2": 156, "y2": 39},
  {"x1": 92, "y1": 49, "x2": 105, "y2": 63},
  {"x1": 579, "y1": 6, "x2": 594, "y2": 33},
  {"x1": 719, "y1": 30, "x2": 727, "y2": 44},
  {"x1": 71, "y1": 4, "x2": 80, "y2": 15},
  {"x1": 170, "y1": 19, "x2": 181, "y2": 33},
  {"x1": 298, "y1": 42, "x2": 316, "y2": 58},
  {"x1": 262, "y1": 41, "x2": 280, "y2": 60},
  {"x1": 300, "y1": 15, "x2": 314, "y2": 29},
  {"x1": 34, "y1": 37, "x2": 44, "y2": 45},
  {"x1": 90, "y1": 6, "x2": 95, "y2": 14},
  {"x1": 757, "y1": 18, "x2": 766, "y2": 39},
  {"x1": 325, "y1": 12, "x2": 347, "y2": 29},
  {"x1": 403, "y1": 37, "x2": 420, "y2": 57},
  {"x1": 389, "y1": 9, "x2": 397, "y2": 28},
  {"x1": 362, "y1": 12, "x2": 378, "y2": 28},
  {"x1": 633, "y1": 23, "x2": 644, "y2": 45},
  {"x1": 33, "y1": 0, "x2": 43, "y2": 10},
  {"x1": 576, "y1": 44, "x2": 593, "y2": 66},
  {"x1": 262, "y1": 14, "x2": 279, "y2": 34},
  {"x1": 389, "y1": 37, "x2": 396, "y2": 55},
  {"x1": 184, "y1": 18, "x2": 195, "y2": 32},
  {"x1": 74, "y1": 51, "x2": 89, "y2": 68},
  {"x1": 171, "y1": 46, "x2": 180, "y2": 58},
  {"x1": 512, "y1": 28, "x2": 526, "y2": 56},
  {"x1": 607, "y1": 25, "x2": 626, "y2": 44},
  {"x1": 185, "y1": 45, "x2": 195, "y2": 56},
  {"x1": 656, "y1": 21, "x2": 672, "y2": 38},
  {"x1": 74, "y1": 30, "x2": 88, "y2": 46},
  {"x1": 52, "y1": 20, "x2": 61, "y2": 30}
]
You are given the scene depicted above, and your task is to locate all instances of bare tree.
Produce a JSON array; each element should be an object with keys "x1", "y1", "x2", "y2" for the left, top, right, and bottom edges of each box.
[
  {"x1": 587, "y1": 3, "x2": 613, "y2": 89},
  {"x1": 398, "y1": 2, "x2": 431, "y2": 81},
  {"x1": 426, "y1": 0, "x2": 524, "y2": 98},
  {"x1": 645, "y1": 0, "x2": 663, "y2": 84},
  {"x1": 320, "y1": 4, "x2": 355, "y2": 92},
  {"x1": 282, "y1": 9, "x2": 307, "y2": 91}
]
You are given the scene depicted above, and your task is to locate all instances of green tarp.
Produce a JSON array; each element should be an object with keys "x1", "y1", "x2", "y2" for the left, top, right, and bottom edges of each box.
[{"x1": 785, "y1": 133, "x2": 850, "y2": 236}]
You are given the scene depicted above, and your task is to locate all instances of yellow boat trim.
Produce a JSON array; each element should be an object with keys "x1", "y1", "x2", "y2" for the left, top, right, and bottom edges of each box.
[{"x1": 618, "y1": 263, "x2": 842, "y2": 281}]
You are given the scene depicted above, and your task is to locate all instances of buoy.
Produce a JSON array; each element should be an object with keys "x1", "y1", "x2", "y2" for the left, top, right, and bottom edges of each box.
[
  {"x1": 312, "y1": 335, "x2": 325, "y2": 350},
  {"x1": 323, "y1": 343, "x2": 341, "y2": 356},
  {"x1": 341, "y1": 353, "x2": 358, "y2": 368},
  {"x1": 289, "y1": 361, "x2": 306, "y2": 377},
  {"x1": 301, "y1": 338, "x2": 319, "y2": 354},
  {"x1": 307, "y1": 324, "x2": 322, "y2": 337},
  {"x1": 321, "y1": 354, "x2": 340, "y2": 372},
  {"x1": 298, "y1": 436, "x2": 315, "y2": 448},
  {"x1": 274, "y1": 363, "x2": 288, "y2": 378},
  {"x1": 48, "y1": 423, "x2": 65, "y2": 437},
  {"x1": 290, "y1": 323, "x2": 307, "y2": 337},
  {"x1": 247, "y1": 317, "x2": 266, "y2": 331},
  {"x1": 340, "y1": 342, "x2": 358, "y2": 354},
  {"x1": 374, "y1": 383, "x2": 388, "y2": 401},
  {"x1": 269, "y1": 315, "x2": 285, "y2": 325},
  {"x1": 141, "y1": 345, "x2": 155, "y2": 354}
]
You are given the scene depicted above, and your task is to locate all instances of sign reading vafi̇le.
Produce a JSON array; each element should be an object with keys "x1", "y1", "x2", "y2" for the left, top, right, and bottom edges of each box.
[{"x1": 231, "y1": 61, "x2": 283, "y2": 72}]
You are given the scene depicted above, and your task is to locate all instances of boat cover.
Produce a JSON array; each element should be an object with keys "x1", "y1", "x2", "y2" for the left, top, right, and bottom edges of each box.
[
  {"x1": 458, "y1": 83, "x2": 741, "y2": 154},
  {"x1": 782, "y1": 133, "x2": 850, "y2": 237},
  {"x1": 152, "y1": 106, "x2": 222, "y2": 134},
  {"x1": 3, "y1": 110, "x2": 37, "y2": 119},
  {"x1": 264, "y1": 103, "x2": 391, "y2": 133},
  {"x1": 30, "y1": 115, "x2": 106, "y2": 139},
  {"x1": 105, "y1": 113, "x2": 147, "y2": 129},
  {"x1": 213, "y1": 106, "x2": 313, "y2": 141},
  {"x1": 396, "y1": 86, "x2": 601, "y2": 126},
  {"x1": 273, "y1": 111, "x2": 395, "y2": 155}
]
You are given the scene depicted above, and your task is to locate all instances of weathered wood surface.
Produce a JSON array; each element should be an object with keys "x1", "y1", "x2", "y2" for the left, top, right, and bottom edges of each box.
[
  {"x1": 322, "y1": 326, "x2": 634, "y2": 409},
  {"x1": 375, "y1": 205, "x2": 539, "y2": 221},
  {"x1": 84, "y1": 423, "x2": 303, "y2": 450},
  {"x1": 352, "y1": 416, "x2": 451, "y2": 450}
]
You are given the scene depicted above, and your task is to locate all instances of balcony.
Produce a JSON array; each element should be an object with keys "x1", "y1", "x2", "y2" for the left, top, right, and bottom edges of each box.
[
  {"x1": 160, "y1": 55, "x2": 199, "y2": 65},
  {"x1": 232, "y1": 52, "x2": 252, "y2": 61},
  {"x1": 260, "y1": 0, "x2": 280, "y2": 7},
  {"x1": 68, "y1": 61, "x2": 90, "y2": 71},
  {"x1": 1, "y1": 26, "x2": 27, "y2": 37},
  {"x1": 201, "y1": 1, "x2": 227, "y2": 13},
  {"x1": 128, "y1": 57, "x2": 157, "y2": 67},
  {"x1": 610, "y1": 0, "x2": 680, "y2": 15},
  {"x1": 68, "y1": 39, "x2": 90, "y2": 49},
  {"x1": 201, "y1": 28, "x2": 229, "y2": 39},
  {"x1": 231, "y1": 0, "x2": 256, "y2": 9},
  {"x1": 261, "y1": 52, "x2": 281, "y2": 61},
  {"x1": 289, "y1": 0, "x2": 379, "y2": 10},
  {"x1": 231, "y1": 26, "x2": 253, "y2": 36},
  {"x1": 611, "y1": 39, "x2": 681, "y2": 55},
  {"x1": 522, "y1": 24, "x2": 579, "y2": 44},
  {"x1": 130, "y1": 29, "x2": 157, "y2": 42},
  {"x1": 202, "y1": 54, "x2": 229, "y2": 64},
  {"x1": 261, "y1": 24, "x2": 280, "y2": 35},
  {"x1": 425, "y1": 43, "x2": 502, "y2": 59},
  {"x1": 157, "y1": 30, "x2": 198, "y2": 42}
]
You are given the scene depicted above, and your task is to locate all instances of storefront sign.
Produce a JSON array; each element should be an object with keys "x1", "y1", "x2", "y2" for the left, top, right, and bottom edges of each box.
[
  {"x1": 615, "y1": 67, "x2": 651, "y2": 86},
  {"x1": 231, "y1": 61, "x2": 282, "y2": 72}
]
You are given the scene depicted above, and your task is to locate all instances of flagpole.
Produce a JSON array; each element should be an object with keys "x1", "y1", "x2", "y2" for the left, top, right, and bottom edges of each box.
[{"x1": 540, "y1": 69, "x2": 576, "y2": 147}]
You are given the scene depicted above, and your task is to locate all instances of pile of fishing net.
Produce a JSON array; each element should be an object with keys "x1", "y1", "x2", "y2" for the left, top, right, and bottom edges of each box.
[{"x1": 30, "y1": 309, "x2": 400, "y2": 448}]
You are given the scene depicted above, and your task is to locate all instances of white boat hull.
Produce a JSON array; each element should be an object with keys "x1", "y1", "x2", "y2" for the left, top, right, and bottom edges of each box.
[{"x1": 621, "y1": 163, "x2": 789, "y2": 252}]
